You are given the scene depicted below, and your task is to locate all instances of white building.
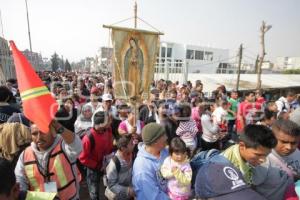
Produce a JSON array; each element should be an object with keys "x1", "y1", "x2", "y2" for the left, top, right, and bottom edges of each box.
[
  {"x1": 99, "y1": 47, "x2": 113, "y2": 72},
  {"x1": 217, "y1": 62, "x2": 255, "y2": 74},
  {"x1": 0, "y1": 37, "x2": 15, "y2": 82},
  {"x1": 42, "y1": 57, "x2": 52, "y2": 71},
  {"x1": 261, "y1": 61, "x2": 274, "y2": 70},
  {"x1": 156, "y1": 41, "x2": 229, "y2": 74},
  {"x1": 90, "y1": 56, "x2": 98, "y2": 72},
  {"x1": 275, "y1": 57, "x2": 300, "y2": 70},
  {"x1": 90, "y1": 47, "x2": 113, "y2": 72},
  {"x1": 84, "y1": 57, "x2": 94, "y2": 72}
]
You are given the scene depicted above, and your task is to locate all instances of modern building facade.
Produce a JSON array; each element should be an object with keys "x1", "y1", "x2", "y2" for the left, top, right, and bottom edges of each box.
[
  {"x1": 0, "y1": 37, "x2": 15, "y2": 82},
  {"x1": 22, "y1": 49, "x2": 44, "y2": 71},
  {"x1": 156, "y1": 41, "x2": 229, "y2": 74},
  {"x1": 275, "y1": 57, "x2": 300, "y2": 70},
  {"x1": 89, "y1": 47, "x2": 113, "y2": 72},
  {"x1": 99, "y1": 47, "x2": 113, "y2": 72}
]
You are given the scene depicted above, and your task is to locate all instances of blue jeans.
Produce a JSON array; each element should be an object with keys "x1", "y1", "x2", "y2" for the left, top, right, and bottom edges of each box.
[{"x1": 86, "y1": 168, "x2": 101, "y2": 200}]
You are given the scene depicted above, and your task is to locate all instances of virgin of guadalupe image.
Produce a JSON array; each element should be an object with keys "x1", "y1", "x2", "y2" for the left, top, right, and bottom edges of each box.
[{"x1": 124, "y1": 37, "x2": 144, "y2": 98}]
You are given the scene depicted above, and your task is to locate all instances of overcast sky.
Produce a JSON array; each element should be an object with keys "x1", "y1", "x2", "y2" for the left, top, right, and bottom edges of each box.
[{"x1": 1, "y1": 0, "x2": 300, "y2": 62}]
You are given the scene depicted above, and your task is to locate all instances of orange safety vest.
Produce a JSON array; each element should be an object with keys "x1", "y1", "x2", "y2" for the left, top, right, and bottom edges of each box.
[{"x1": 23, "y1": 139, "x2": 78, "y2": 200}]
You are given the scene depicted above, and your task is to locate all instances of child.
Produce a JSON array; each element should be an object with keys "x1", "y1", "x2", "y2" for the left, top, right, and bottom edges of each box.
[
  {"x1": 200, "y1": 101, "x2": 220, "y2": 151},
  {"x1": 105, "y1": 136, "x2": 135, "y2": 200},
  {"x1": 212, "y1": 99, "x2": 229, "y2": 149},
  {"x1": 160, "y1": 137, "x2": 192, "y2": 200},
  {"x1": 176, "y1": 104, "x2": 198, "y2": 151}
]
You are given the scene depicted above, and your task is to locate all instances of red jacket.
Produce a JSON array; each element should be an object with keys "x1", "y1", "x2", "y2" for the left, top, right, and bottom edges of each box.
[
  {"x1": 236, "y1": 101, "x2": 262, "y2": 133},
  {"x1": 256, "y1": 97, "x2": 266, "y2": 105},
  {"x1": 79, "y1": 127, "x2": 113, "y2": 170}
]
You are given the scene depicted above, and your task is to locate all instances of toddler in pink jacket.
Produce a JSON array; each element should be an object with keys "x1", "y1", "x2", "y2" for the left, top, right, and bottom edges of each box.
[{"x1": 160, "y1": 138, "x2": 192, "y2": 200}]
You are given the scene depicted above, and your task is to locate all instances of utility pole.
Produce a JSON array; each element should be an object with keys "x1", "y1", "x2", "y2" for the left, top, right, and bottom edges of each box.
[
  {"x1": 134, "y1": 1, "x2": 137, "y2": 28},
  {"x1": 236, "y1": 44, "x2": 243, "y2": 91},
  {"x1": 132, "y1": 0, "x2": 138, "y2": 126},
  {"x1": 254, "y1": 54, "x2": 259, "y2": 73},
  {"x1": 25, "y1": 0, "x2": 33, "y2": 52},
  {"x1": 257, "y1": 21, "x2": 272, "y2": 90}
]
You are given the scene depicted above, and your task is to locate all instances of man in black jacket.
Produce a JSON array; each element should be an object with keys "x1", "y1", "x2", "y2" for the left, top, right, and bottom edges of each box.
[
  {"x1": 157, "y1": 101, "x2": 178, "y2": 145},
  {"x1": 139, "y1": 101, "x2": 157, "y2": 125},
  {"x1": 0, "y1": 86, "x2": 20, "y2": 124}
]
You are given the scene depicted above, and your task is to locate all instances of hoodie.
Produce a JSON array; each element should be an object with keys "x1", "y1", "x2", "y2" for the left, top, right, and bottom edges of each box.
[
  {"x1": 132, "y1": 143, "x2": 169, "y2": 200},
  {"x1": 176, "y1": 120, "x2": 198, "y2": 151},
  {"x1": 252, "y1": 157, "x2": 293, "y2": 200}
]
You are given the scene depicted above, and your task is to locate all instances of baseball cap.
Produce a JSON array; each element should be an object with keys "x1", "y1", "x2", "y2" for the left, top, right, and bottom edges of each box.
[
  {"x1": 90, "y1": 86, "x2": 100, "y2": 94},
  {"x1": 195, "y1": 161, "x2": 267, "y2": 200},
  {"x1": 102, "y1": 93, "x2": 113, "y2": 101}
]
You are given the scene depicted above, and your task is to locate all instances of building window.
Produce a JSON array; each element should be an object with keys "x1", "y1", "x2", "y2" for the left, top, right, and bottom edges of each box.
[
  {"x1": 195, "y1": 51, "x2": 204, "y2": 60},
  {"x1": 186, "y1": 49, "x2": 194, "y2": 59},
  {"x1": 161, "y1": 47, "x2": 166, "y2": 57},
  {"x1": 204, "y1": 52, "x2": 213, "y2": 61},
  {"x1": 175, "y1": 59, "x2": 183, "y2": 67},
  {"x1": 167, "y1": 48, "x2": 172, "y2": 58}
]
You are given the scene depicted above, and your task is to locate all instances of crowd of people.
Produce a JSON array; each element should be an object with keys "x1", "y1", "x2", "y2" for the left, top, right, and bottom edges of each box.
[{"x1": 0, "y1": 71, "x2": 300, "y2": 200}]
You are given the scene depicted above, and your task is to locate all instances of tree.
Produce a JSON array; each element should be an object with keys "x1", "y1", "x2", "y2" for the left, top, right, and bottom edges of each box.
[
  {"x1": 51, "y1": 52, "x2": 60, "y2": 72},
  {"x1": 283, "y1": 69, "x2": 300, "y2": 74},
  {"x1": 64, "y1": 59, "x2": 72, "y2": 72}
]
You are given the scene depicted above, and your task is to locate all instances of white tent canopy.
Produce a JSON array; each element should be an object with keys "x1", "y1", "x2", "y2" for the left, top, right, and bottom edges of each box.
[{"x1": 174, "y1": 74, "x2": 300, "y2": 92}]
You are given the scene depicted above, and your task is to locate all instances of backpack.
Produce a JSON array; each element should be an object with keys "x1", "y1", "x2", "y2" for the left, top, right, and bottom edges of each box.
[
  {"x1": 103, "y1": 155, "x2": 121, "y2": 187},
  {"x1": 110, "y1": 156, "x2": 121, "y2": 174},
  {"x1": 190, "y1": 149, "x2": 221, "y2": 187},
  {"x1": 86, "y1": 129, "x2": 119, "y2": 171},
  {"x1": 86, "y1": 129, "x2": 96, "y2": 152}
]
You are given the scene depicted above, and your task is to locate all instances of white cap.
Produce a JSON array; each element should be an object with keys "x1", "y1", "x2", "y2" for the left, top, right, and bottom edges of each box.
[{"x1": 102, "y1": 93, "x2": 113, "y2": 101}]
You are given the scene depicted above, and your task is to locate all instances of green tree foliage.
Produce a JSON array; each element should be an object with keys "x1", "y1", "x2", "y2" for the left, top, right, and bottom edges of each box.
[
  {"x1": 283, "y1": 69, "x2": 300, "y2": 74},
  {"x1": 51, "y1": 52, "x2": 60, "y2": 72},
  {"x1": 64, "y1": 59, "x2": 72, "y2": 72}
]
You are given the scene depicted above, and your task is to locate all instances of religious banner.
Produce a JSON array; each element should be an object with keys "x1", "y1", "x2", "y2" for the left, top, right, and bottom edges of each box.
[{"x1": 109, "y1": 26, "x2": 160, "y2": 101}]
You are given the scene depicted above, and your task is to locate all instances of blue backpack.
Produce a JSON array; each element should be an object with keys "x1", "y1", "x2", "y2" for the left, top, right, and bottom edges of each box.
[{"x1": 190, "y1": 149, "x2": 229, "y2": 187}]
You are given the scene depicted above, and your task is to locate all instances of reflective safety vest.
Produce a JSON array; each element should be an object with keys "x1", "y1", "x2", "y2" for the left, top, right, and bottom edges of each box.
[{"x1": 23, "y1": 139, "x2": 78, "y2": 200}]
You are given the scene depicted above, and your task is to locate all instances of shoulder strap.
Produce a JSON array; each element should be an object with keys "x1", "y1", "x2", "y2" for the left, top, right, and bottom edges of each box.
[
  {"x1": 268, "y1": 152, "x2": 296, "y2": 178},
  {"x1": 87, "y1": 129, "x2": 95, "y2": 152},
  {"x1": 112, "y1": 156, "x2": 121, "y2": 173},
  {"x1": 281, "y1": 100, "x2": 287, "y2": 111}
]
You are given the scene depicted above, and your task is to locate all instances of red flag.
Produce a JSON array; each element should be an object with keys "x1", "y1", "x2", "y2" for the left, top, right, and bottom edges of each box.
[{"x1": 9, "y1": 41, "x2": 58, "y2": 133}]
